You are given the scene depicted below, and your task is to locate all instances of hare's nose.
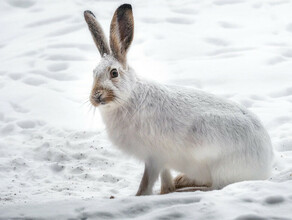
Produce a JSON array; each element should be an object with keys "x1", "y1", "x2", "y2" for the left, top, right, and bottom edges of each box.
[
  {"x1": 97, "y1": 94, "x2": 102, "y2": 103},
  {"x1": 93, "y1": 90, "x2": 103, "y2": 103}
]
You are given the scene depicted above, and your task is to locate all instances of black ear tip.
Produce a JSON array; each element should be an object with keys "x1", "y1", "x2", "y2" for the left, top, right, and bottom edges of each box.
[
  {"x1": 84, "y1": 10, "x2": 96, "y2": 18},
  {"x1": 118, "y1": 4, "x2": 132, "y2": 11}
]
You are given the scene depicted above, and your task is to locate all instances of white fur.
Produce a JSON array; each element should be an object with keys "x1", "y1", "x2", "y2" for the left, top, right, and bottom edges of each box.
[{"x1": 86, "y1": 5, "x2": 274, "y2": 194}]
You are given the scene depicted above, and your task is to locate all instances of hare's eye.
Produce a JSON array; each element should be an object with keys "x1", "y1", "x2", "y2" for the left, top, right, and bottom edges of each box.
[{"x1": 110, "y1": 69, "x2": 119, "y2": 78}]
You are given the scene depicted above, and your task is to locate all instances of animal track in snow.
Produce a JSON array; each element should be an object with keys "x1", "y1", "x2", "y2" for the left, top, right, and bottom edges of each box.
[
  {"x1": 140, "y1": 17, "x2": 164, "y2": 24},
  {"x1": 8, "y1": 73, "x2": 23, "y2": 80},
  {"x1": 218, "y1": 21, "x2": 241, "y2": 29},
  {"x1": 47, "y1": 24, "x2": 83, "y2": 37},
  {"x1": 270, "y1": 87, "x2": 292, "y2": 98},
  {"x1": 165, "y1": 17, "x2": 194, "y2": 25},
  {"x1": 26, "y1": 15, "x2": 71, "y2": 28},
  {"x1": 35, "y1": 70, "x2": 74, "y2": 81},
  {"x1": 171, "y1": 8, "x2": 199, "y2": 15},
  {"x1": 213, "y1": 0, "x2": 244, "y2": 6},
  {"x1": 235, "y1": 214, "x2": 266, "y2": 220},
  {"x1": 264, "y1": 195, "x2": 285, "y2": 205},
  {"x1": 287, "y1": 23, "x2": 292, "y2": 33},
  {"x1": 0, "y1": 112, "x2": 4, "y2": 121},
  {"x1": 5, "y1": 0, "x2": 36, "y2": 8},
  {"x1": 48, "y1": 43, "x2": 94, "y2": 51},
  {"x1": 1, "y1": 123, "x2": 15, "y2": 135},
  {"x1": 17, "y1": 120, "x2": 36, "y2": 129},
  {"x1": 207, "y1": 47, "x2": 254, "y2": 56},
  {"x1": 268, "y1": 116, "x2": 292, "y2": 127},
  {"x1": 10, "y1": 103, "x2": 29, "y2": 114},
  {"x1": 50, "y1": 163, "x2": 65, "y2": 172},
  {"x1": 266, "y1": 56, "x2": 286, "y2": 65},
  {"x1": 204, "y1": 38, "x2": 230, "y2": 47},
  {"x1": 22, "y1": 77, "x2": 46, "y2": 86},
  {"x1": 98, "y1": 174, "x2": 120, "y2": 183},
  {"x1": 282, "y1": 49, "x2": 292, "y2": 58},
  {"x1": 47, "y1": 63, "x2": 68, "y2": 72},
  {"x1": 45, "y1": 54, "x2": 86, "y2": 61}
]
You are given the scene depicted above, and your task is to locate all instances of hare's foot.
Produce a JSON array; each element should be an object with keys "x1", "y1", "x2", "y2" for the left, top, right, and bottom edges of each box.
[
  {"x1": 174, "y1": 173, "x2": 211, "y2": 189},
  {"x1": 160, "y1": 169, "x2": 175, "y2": 194}
]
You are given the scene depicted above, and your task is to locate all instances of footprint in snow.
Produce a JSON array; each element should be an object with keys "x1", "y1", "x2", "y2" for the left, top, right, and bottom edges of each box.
[
  {"x1": 287, "y1": 23, "x2": 292, "y2": 33},
  {"x1": 22, "y1": 77, "x2": 46, "y2": 86},
  {"x1": 204, "y1": 38, "x2": 230, "y2": 47},
  {"x1": 171, "y1": 8, "x2": 199, "y2": 15},
  {"x1": 45, "y1": 54, "x2": 86, "y2": 61},
  {"x1": 10, "y1": 103, "x2": 29, "y2": 114},
  {"x1": 5, "y1": 0, "x2": 36, "y2": 8},
  {"x1": 26, "y1": 15, "x2": 71, "y2": 28},
  {"x1": 207, "y1": 47, "x2": 253, "y2": 56},
  {"x1": 50, "y1": 163, "x2": 65, "y2": 172},
  {"x1": 48, "y1": 43, "x2": 94, "y2": 51},
  {"x1": 17, "y1": 120, "x2": 36, "y2": 129},
  {"x1": 140, "y1": 17, "x2": 164, "y2": 24},
  {"x1": 213, "y1": 0, "x2": 245, "y2": 6},
  {"x1": 282, "y1": 49, "x2": 292, "y2": 58},
  {"x1": 0, "y1": 113, "x2": 4, "y2": 121},
  {"x1": 165, "y1": 17, "x2": 194, "y2": 25},
  {"x1": 47, "y1": 24, "x2": 83, "y2": 37},
  {"x1": 47, "y1": 63, "x2": 68, "y2": 72},
  {"x1": 1, "y1": 124, "x2": 15, "y2": 135},
  {"x1": 218, "y1": 21, "x2": 241, "y2": 29},
  {"x1": 8, "y1": 73, "x2": 23, "y2": 80},
  {"x1": 264, "y1": 195, "x2": 285, "y2": 205},
  {"x1": 235, "y1": 214, "x2": 266, "y2": 220},
  {"x1": 266, "y1": 56, "x2": 286, "y2": 65},
  {"x1": 269, "y1": 87, "x2": 292, "y2": 98}
]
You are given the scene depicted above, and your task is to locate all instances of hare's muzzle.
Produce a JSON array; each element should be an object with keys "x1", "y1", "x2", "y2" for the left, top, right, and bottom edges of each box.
[
  {"x1": 91, "y1": 91, "x2": 105, "y2": 106},
  {"x1": 90, "y1": 89, "x2": 115, "y2": 107}
]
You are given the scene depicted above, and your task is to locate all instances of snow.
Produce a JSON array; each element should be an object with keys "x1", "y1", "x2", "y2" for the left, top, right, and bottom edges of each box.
[{"x1": 0, "y1": 0, "x2": 292, "y2": 219}]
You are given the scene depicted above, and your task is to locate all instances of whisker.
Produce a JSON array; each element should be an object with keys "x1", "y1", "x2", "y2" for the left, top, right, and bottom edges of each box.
[{"x1": 81, "y1": 98, "x2": 90, "y2": 107}]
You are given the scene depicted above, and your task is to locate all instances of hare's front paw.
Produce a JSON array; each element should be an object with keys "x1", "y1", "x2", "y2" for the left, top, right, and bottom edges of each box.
[
  {"x1": 160, "y1": 169, "x2": 175, "y2": 194},
  {"x1": 160, "y1": 184, "x2": 176, "y2": 194}
]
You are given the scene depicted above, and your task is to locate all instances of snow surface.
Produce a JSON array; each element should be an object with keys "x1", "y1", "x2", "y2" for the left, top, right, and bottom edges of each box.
[{"x1": 0, "y1": 0, "x2": 292, "y2": 219}]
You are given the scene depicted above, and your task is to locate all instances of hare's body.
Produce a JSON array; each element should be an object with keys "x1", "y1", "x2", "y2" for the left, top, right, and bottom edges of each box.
[
  {"x1": 101, "y1": 77, "x2": 273, "y2": 190},
  {"x1": 84, "y1": 4, "x2": 274, "y2": 195}
]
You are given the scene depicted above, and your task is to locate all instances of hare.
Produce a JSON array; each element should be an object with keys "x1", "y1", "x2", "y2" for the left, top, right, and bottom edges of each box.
[{"x1": 84, "y1": 4, "x2": 274, "y2": 196}]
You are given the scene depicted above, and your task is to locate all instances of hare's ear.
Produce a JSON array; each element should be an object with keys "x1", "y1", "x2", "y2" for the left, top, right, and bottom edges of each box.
[
  {"x1": 84, "y1": 10, "x2": 110, "y2": 56},
  {"x1": 110, "y1": 4, "x2": 134, "y2": 66}
]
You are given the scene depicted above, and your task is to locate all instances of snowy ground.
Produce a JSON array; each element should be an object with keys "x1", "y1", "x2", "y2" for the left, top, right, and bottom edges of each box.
[{"x1": 0, "y1": 0, "x2": 292, "y2": 219}]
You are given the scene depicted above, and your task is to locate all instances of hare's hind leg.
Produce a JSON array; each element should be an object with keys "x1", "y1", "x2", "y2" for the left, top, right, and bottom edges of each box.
[
  {"x1": 160, "y1": 169, "x2": 175, "y2": 194},
  {"x1": 174, "y1": 174, "x2": 212, "y2": 190}
]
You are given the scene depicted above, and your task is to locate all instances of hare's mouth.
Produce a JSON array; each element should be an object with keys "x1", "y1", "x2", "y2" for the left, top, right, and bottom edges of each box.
[{"x1": 90, "y1": 90, "x2": 115, "y2": 107}]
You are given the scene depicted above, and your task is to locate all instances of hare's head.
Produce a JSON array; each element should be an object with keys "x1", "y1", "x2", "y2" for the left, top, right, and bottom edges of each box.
[{"x1": 84, "y1": 4, "x2": 135, "y2": 108}]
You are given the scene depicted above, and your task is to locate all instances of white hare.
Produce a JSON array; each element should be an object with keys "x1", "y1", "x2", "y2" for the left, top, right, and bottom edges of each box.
[{"x1": 84, "y1": 4, "x2": 274, "y2": 195}]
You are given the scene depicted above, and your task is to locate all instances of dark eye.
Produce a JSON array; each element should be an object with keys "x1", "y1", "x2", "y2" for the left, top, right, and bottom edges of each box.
[{"x1": 110, "y1": 69, "x2": 119, "y2": 78}]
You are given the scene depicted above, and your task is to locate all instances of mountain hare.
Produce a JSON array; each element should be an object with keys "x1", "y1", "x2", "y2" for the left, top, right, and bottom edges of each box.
[{"x1": 84, "y1": 4, "x2": 274, "y2": 195}]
